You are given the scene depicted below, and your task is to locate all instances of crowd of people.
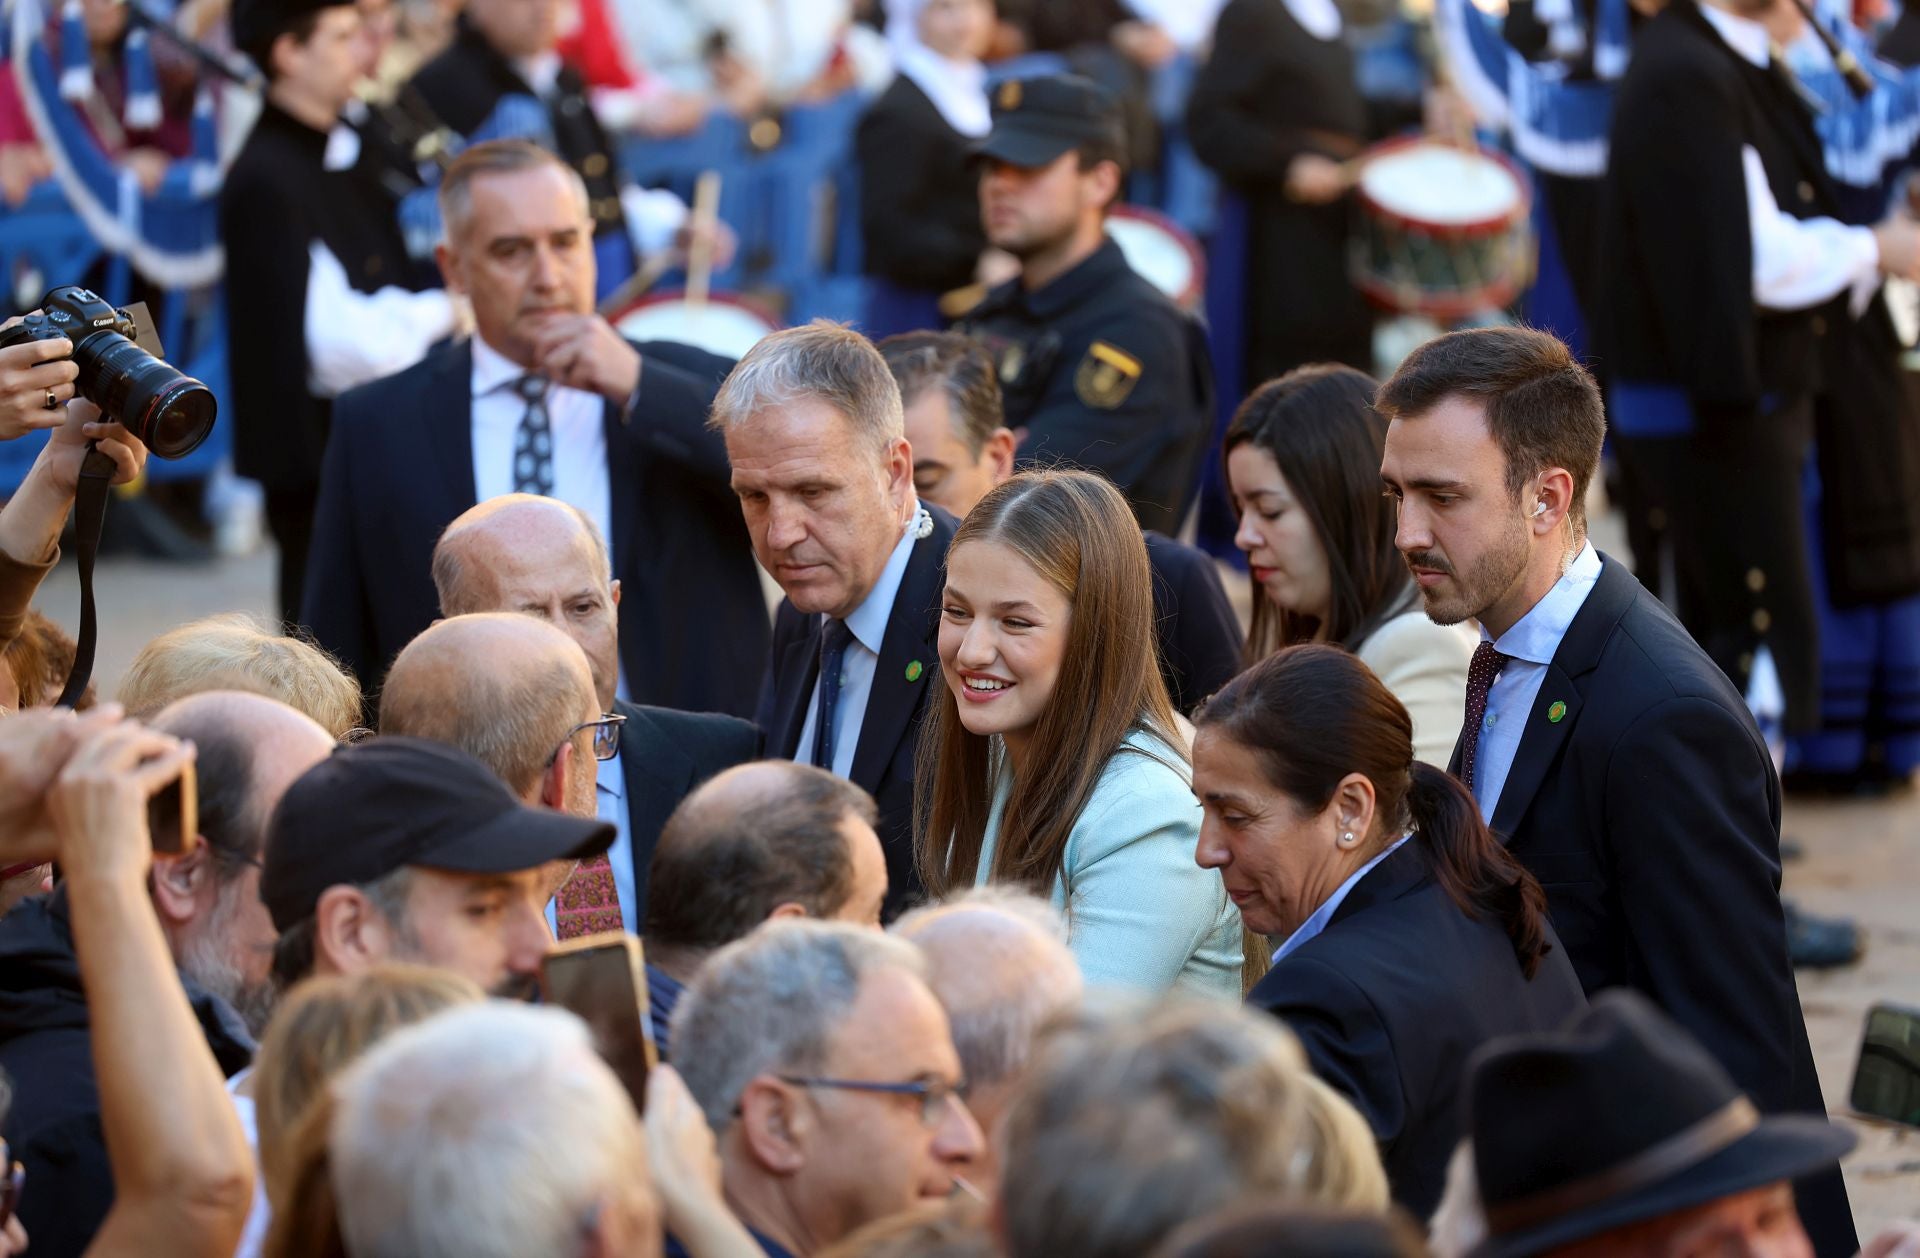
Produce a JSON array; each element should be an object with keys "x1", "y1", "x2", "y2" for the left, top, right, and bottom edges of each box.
[{"x1": 4, "y1": 0, "x2": 1920, "y2": 1251}]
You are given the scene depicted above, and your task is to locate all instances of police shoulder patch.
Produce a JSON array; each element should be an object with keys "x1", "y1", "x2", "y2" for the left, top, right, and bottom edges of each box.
[{"x1": 1074, "y1": 341, "x2": 1143, "y2": 410}]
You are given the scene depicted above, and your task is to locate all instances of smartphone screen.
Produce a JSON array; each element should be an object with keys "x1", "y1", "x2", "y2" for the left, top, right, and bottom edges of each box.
[
  {"x1": 1849, "y1": 1002, "x2": 1920, "y2": 1127},
  {"x1": 539, "y1": 933, "x2": 657, "y2": 1113}
]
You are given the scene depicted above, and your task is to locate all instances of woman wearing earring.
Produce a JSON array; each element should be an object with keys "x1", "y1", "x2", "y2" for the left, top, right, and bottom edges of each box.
[
  {"x1": 1225, "y1": 364, "x2": 1475, "y2": 766},
  {"x1": 1193, "y1": 644, "x2": 1586, "y2": 1220},
  {"x1": 916, "y1": 470, "x2": 1242, "y2": 996}
]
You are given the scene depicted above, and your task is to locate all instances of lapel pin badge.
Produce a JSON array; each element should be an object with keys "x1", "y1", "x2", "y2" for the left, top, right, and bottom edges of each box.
[
  {"x1": 906, "y1": 660, "x2": 924, "y2": 682},
  {"x1": 1547, "y1": 700, "x2": 1567, "y2": 723}
]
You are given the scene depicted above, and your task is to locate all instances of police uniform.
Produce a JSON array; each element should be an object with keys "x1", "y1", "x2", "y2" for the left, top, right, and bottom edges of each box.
[{"x1": 960, "y1": 76, "x2": 1216, "y2": 535}]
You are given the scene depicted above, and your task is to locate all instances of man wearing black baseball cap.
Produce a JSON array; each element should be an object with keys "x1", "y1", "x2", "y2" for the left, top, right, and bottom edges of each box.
[
  {"x1": 959, "y1": 74, "x2": 1214, "y2": 538},
  {"x1": 261, "y1": 736, "x2": 613, "y2": 998},
  {"x1": 1464, "y1": 991, "x2": 1856, "y2": 1258}
]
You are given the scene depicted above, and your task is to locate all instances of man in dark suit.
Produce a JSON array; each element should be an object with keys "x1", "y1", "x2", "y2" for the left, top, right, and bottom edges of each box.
[
  {"x1": 422, "y1": 495, "x2": 759, "y2": 934},
  {"x1": 300, "y1": 139, "x2": 767, "y2": 719},
  {"x1": 714, "y1": 322, "x2": 956, "y2": 917},
  {"x1": 880, "y1": 329, "x2": 1242, "y2": 713},
  {"x1": 1376, "y1": 326, "x2": 1855, "y2": 1257}
]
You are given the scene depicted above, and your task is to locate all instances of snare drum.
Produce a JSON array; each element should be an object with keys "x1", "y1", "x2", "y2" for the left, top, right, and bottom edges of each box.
[
  {"x1": 1107, "y1": 205, "x2": 1207, "y2": 311},
  {"x1": 1351, "y1": 139, "x2": 1534, "y2": 319},
  {"x1": 610, "y1": 291, "x2": 781, "y2": 358}
]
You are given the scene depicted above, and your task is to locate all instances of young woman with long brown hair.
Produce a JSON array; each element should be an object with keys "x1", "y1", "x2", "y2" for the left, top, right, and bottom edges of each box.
[
  {"x1": 1225, "y1": 365, "x2": 1474, "y2": 765},
  {"x1": 915, "y1": 470, "x2": 1242, "y2": 995}
]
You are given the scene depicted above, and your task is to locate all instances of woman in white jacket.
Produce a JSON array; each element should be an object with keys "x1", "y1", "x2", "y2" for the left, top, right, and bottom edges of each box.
[{"x1": 1225, "y1": 364, "x2": 1475, "y2": 766}]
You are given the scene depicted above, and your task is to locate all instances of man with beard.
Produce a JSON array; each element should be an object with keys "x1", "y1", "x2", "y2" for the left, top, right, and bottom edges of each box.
[
  {"x1": 0, "y1": 692, "x2": 334, "y2": 1256},
  {"x1": 958, "y1": 74, "x2": 1214, "y2": 535},
  {"x1": 260, "y1": 735, "x2": 613, "y2": 999},
  {"x1": 1375, "y1": 325, "x2": 1855, "y2": 1256}
]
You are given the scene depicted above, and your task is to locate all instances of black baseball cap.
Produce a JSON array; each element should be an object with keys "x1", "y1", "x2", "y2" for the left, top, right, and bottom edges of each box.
[
  {"x1": 975, "y1": 74, "x2": 1128, "y2": 170},
  {"x1": 260, "y1": 736, "x2": 614, "y2": 932}
]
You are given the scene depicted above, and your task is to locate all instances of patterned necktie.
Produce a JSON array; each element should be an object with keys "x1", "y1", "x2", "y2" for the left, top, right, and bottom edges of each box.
[
  {"x1": 1459, "y1": 641, "x2": 1511, "y2": 792},
  {"x1": 812, "y1": 618, "x2": 855, "y2": 771},
  {"x1": 511, "y1": 375, "x2": 555, "y2": 497},
  {"x1": 555, "y1": 852, "x2": 622, "y2": 940}
]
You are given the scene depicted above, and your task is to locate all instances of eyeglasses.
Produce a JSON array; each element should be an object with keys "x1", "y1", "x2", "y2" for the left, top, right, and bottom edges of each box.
[
  {"x1": 549, "y1": 713, "x2": 627, "y2": 766},
  {"x1": 777, "y1": 1074, "x2": 970, "y2": 1127},
  {"x1": 0, "y1": 1139, "x2": 23, "y2": 1232}
]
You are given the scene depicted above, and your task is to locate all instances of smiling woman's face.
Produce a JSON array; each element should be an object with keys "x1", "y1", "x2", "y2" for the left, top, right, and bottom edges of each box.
[{"x1": 937, "y1": 538, "x2": 1072, "y2": 759}]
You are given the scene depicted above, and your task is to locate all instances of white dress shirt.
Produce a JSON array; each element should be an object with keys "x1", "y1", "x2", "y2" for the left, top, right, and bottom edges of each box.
[
  {"x1": 794, "y1": 507, "x2": 921, "y2": 779},
  {"x1": 468, "y1": 334, "x2": 614, "y2": 558},
  {"x1": 1472, "y1": 542, "x2": 1603, "y2": 821},
  {"x1": 1697, "y1": 4, "x2": 1882, "y2": 316},
  {"x1": 1271, "y1": 835, "x2": 1411, "y2": 964}
]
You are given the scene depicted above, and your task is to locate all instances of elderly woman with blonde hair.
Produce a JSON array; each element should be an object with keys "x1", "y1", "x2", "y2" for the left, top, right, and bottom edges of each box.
[{"x1": 118, "y1": 612, "x2": 363, "y2": 738}]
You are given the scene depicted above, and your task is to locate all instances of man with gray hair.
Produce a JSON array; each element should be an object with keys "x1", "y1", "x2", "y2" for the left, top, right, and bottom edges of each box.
[
  {"x1": 644, "y1": 761, "x2": 888, "y2": 1052},
  {"x1": 302, "y1": 139, "x2": 765, "y2": 719},
  {"x1": 429, "y1": 495, "x2": 759, "y2": 935},
  {"x1": 715, "y1": 321, "x2": 958, "y2": 914},
  {"x1": 671, "y1": 920, "x2": 985, "y2": 1256},
  {"x1": 330, "y1": 1001, "x2": 661, "y2": 1258},
  {"x1": 891, "y1": 887, "x2": 1083, "y2": 1191}
]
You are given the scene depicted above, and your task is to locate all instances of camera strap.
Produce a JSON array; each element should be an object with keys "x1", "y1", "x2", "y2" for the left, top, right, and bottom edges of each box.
[{"x1": 55, "y1": 445, "x2": 118, "y2": 709}]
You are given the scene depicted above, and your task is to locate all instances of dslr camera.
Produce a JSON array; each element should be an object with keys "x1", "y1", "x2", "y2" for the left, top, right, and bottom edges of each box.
[{"x1": 0, "y1": 285, "x2": 216, "y2": 459}]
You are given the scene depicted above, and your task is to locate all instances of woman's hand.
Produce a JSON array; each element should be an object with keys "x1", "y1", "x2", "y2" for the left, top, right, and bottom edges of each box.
[
  {"x1": 0, "y1": 332, "x2": 80, "y2": 442},
  {"x1": 38, "y1": 399, "x2": 149, "y2": 493},
  {"x1": 1284, "y1": 153, "x2": 1348, "y2": 205}
]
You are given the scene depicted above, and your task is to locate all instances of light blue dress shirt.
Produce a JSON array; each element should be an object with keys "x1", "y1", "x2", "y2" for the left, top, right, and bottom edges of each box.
[
  {"x1": 1269, "y1": 835, "x2": 1411, "y2": 965},
  {"x1": 545, "y1": 751, "x2": 636, "y2": 937},
  {"x1": 1472, "y1": 542, "x2": 1602, "y2": 821},
  {"x1": 794, "y1": 507, "x2": 921, "y2": 779}
]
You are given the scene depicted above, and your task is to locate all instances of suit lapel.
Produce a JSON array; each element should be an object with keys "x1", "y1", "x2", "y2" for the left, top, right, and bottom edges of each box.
[
  {"x1": 847, "y1": 508, "x2": 954, "y2": 791},
  {"x1": 767, "y1": 615, "x2": 823, "y2": 760},
  {"x1": 602, "y1": 394, "x2": 640, "y2": 578},
  {"x1": 429, "y1": 340, "x2": 478, "y2": 508},
  {"x1": 1488, "y1": 555, "x2": 1640, "y2": 839},
  {"x1": 615, "y1": 701, "x2": 693, "y2": 849}
]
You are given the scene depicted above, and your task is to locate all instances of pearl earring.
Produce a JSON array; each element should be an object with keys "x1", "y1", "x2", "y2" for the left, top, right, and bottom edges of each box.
[{"x1": 1340, "y1": 831, "x2": 1355, "y2": 847}]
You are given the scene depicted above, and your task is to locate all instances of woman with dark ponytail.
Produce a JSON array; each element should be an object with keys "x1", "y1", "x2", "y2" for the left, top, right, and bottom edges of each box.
[{"x1": 1192, "y1": 643, "x2": 1585, "y2": 1221}]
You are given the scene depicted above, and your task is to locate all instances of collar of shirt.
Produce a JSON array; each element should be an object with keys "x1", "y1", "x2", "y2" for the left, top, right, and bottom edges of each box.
[
  {"x1": 1283, "y1": 0, "x2": 1342, "y2": 40},
  {"x1": 1271, "y1": 834, "x2": 1411, "y2": 965},
  {"x1": 1484, "y1": 542, "x2": 1603, "y2": 665},
  {"x1": 987, "y1": 236, "x2": 1133, "y2": 321},
  {"x1": 596, "y1": 746, "x2": 625, "y2": 801},
  {"x1": 1698, "y1": 3, "x2": 1771, "y2": 69},
  {"x1": 515, "y1": 50, "x2": 564, "y2": 96},
  {"x1": 840, "y1": 503, "x2": 923, "y2": 656},
  {"x1": 472, "y1": 333, "x2": 598, "y2": 412}
]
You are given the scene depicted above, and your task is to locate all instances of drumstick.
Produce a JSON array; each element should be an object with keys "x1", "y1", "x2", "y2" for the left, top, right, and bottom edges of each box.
[
  {"x1": 685, "y1": 170, "x2": 722, "y2": 310},
  {"x1": 939, "y1": 282, "x2": 988, "y2": 319},
  {"x1": 594, "y1": 247, "x2": 679, "y2": 317}
]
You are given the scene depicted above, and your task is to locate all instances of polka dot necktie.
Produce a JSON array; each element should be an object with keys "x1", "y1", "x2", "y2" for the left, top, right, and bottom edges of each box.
[
  {"x1": 1460, "y1": 642, "x2": 1511, "y2": 792},
  {"x1": 511, "y1": 374, "x2": 555, "y2": 497}
]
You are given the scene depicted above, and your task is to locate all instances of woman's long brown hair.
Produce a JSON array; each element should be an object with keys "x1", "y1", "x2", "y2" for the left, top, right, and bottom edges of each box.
[{"x1": 915, "y1": 471, "x2": 1184, "y2": 899}]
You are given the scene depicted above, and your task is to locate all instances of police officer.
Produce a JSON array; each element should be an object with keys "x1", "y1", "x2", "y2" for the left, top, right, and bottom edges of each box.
[{"x1": 960, "y1": 75, "x2": 1215, "y2": 536}]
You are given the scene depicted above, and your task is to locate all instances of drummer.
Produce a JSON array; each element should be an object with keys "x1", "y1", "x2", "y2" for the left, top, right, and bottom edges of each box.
[{"x1": 958, "y1": 74, "x2": 1216, "y2": 535}]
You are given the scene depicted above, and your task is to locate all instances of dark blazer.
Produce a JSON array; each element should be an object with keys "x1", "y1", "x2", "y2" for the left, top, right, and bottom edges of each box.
[
  {"x1": 1250, "y1": 842, "x2": 1586, "y2": 1220},
  {"x1": 1448, "y1": 553, "x2": 1855, "y2": 1257},
  {"x1": 757, "y1": 506, "x2": 958, "y2": 916},
  {"x1": 612, "y1": 698, "x2": 760, "y2": 921},
  {"x1": 1144, "y1": 531, "x2": 1242, "y2": 714},
  {"x1": 300, "y1": 338, "x2": 768, "y2": 718}
]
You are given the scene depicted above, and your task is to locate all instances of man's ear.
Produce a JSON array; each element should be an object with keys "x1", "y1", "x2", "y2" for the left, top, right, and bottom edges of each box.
[
  {"x1": 609, "y1": 578, "x2": 621, "y2": 610},
  {"x1": 765, "y1": 900, "x2": 809, "y2": 923},
  {"x1": 433, "y1": 239, "x2": 467, "y2": 297},
  {"x1": 738, "y1": 1076, "x2": 809, "y2": 1176},
  {"x1": 149, "y1": 837, "x2": 213, "y2": 928},
  {"x1": 984, "y1": 427, "x2": 1017, "y2": 485},
  {"x1": 1532, "y1": 467, "x2": 1578, "y2": 535},
  {"x1": 314, "y1": 884, "x2": 396, "y2": 976},
  {"x1": 540, "y1": 743, "x2": 571, "y2": 811}
]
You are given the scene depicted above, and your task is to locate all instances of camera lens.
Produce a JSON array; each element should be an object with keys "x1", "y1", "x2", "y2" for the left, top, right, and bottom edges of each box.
[{"x1": 72, "y1": 331, "x2": 217, "y2": 459}]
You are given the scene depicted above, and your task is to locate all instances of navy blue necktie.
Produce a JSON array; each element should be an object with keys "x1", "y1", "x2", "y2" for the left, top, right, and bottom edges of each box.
[{"x1": 811, "y1": 618, "x2": 855, "y2": 771}]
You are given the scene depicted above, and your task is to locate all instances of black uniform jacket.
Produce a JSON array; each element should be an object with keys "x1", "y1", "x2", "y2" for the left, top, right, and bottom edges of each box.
[{"x1": 962, "y1": 237, "x2": 1215, "y2": 535}]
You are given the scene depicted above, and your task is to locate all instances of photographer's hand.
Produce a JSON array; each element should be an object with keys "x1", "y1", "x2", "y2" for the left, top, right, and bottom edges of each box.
[
  {"x1": 644, "y1": 1065, "x2": 763, "y2": 1258},
  {"x1": 0, "y1": 400, "x2": 147, "y2": 571},
  {"x1": 45, "y1": 719, "x2": 194, "y2": 885},
  {"x1": 0, "y1": 333, "x2": 79, "y2": 442}
]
